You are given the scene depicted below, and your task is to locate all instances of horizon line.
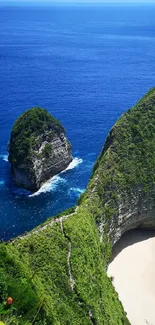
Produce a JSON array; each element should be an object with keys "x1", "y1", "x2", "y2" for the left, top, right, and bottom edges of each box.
[{"x1": 1, "y1": 1, "x2": 155, "y2": 4}]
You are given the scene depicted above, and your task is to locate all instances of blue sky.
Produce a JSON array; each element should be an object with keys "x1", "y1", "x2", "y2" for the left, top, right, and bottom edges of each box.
[{"x1": 3, "y1": 0, "x2": 155, "y2": 3}]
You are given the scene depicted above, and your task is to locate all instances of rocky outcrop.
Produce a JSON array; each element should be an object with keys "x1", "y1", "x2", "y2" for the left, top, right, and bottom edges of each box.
[
  {"x1": 109, "y1": 189, "x2": 155, "y2": 245},
  {"x1": 8, "y1": 107, "x2": 72, "y2": 190}
]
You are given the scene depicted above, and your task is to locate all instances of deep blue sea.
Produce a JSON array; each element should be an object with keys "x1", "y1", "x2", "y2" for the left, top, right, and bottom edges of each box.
[{"x1": 0, "y1": 3, "x2": 155, "y2": 241}]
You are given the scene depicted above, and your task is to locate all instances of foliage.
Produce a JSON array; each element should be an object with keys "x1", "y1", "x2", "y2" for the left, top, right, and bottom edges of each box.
[
  {"x1": 0, "y1": 269, "x2": 8, "y2": 303},
  {"x1": 2, "y1": 87, "x2": 155, "y2": 324},
  {"x1": 42, "y1": 143, "x2": 52, "y2": 158},
  {"x1": 0, "y1": 212, "x2": 129, "y2": 325},
  {"x1": 8, "y1": 107, "x2": 64, "y2": 169},
  {"x1": 86, "y1": 87, "x2": 155, "y2": 239},
  {"x1": 53, "y1": 206, "x2": 76, "y2": 218}
]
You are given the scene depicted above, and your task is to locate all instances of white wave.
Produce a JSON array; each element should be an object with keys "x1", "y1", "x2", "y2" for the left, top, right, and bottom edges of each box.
[
  {"x1": 29, "y1": 157, "x2": 83, "y2": 197},
  {"x1": 0, "y1": 180, "x2": 4, "y2": 185},
  {"x1": 63, "y1": 157, "x2": 83, "y2": 172},
  {"x1": 69, "y1": 187, "x2": 85, "y2": 195},
  {"x1": 29, "y1": 175, "x2": 66, "y2": 197},
  {"x1": 0, "y1": 154, "x2": 8, "y2": 162}
]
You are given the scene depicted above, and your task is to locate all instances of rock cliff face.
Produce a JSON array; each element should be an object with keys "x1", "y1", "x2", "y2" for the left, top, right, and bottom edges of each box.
[
  {"x1": 86, "y1": 87, "x2": 155, "y2": 245},
  {"x1": 8, "y1": 107, "x2": 72, "y2": 190}
]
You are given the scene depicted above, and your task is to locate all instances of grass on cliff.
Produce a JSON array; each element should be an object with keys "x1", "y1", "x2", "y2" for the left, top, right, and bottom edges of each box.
[
  {"x1": 2, "y1": 87, "x2": 155, "y2": 324},
  {"x1": 0, "y1": 207, "x2": 129, "y2": 325},
  {"x1": 8, "y1": 107, "x2": 64, "y2": 168},
  {"x1": 84, "y1": 87, "x2": 155, "y2": 240}
]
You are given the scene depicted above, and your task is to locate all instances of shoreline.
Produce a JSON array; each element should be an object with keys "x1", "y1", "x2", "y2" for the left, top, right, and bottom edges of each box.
[{"x1": 107, "y1": 229, "x2": 155, "y2": 325}]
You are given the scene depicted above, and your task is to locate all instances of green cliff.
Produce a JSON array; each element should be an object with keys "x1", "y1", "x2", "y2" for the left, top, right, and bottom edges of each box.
[{"x1": 1, "y1": 88, "x2": 155, "y2": 324}]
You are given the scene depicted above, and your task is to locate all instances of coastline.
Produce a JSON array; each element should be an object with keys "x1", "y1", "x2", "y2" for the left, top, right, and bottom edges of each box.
[{"x1": 108, "y1": 229, "x2": 155, "y2": 325}]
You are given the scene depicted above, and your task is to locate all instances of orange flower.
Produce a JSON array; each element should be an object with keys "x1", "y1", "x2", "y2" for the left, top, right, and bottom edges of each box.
[{"x1": 7, "y1": 297, "x2": 13, "y2": 305}]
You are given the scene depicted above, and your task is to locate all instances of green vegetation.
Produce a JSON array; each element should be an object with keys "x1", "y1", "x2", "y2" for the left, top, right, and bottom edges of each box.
[
  {"x1": 8, "y1": 107, "x2": 64, "y2": 168},
  {"x1": 2, "y1": 88, "x2": 155, "y2": 324},
  {"x1": 85, "y1": 87, "x2": 155, "y2": 240},
  {"x1": 42, "y1": 143, "x2": 52, "y2": 158},
  {"x1": 0, "y1": 210, "x2": 129, "y2": 325}
]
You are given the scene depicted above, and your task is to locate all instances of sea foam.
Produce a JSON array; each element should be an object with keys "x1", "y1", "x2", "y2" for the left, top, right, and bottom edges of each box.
[
  {"x1": 69, "y1": 187, "x2": 85, "y2": 196},
  {"x1": 29, "y1": 157, "x2": 83, "y2": 197},
  {"x1": 63, "y1": 157, "x2": 83, "y2": 172},
  {"x1": 0, "y1": 154, "x2": 8, "y2": 162},
  {"x1": 29, "y1": 175, "x2": 66, "y2": 197}
]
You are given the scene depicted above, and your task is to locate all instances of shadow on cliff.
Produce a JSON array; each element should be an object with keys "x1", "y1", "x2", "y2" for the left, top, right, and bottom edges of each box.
[{"x1": 110, "y1": 228, "x2": 155, "y2": 263}]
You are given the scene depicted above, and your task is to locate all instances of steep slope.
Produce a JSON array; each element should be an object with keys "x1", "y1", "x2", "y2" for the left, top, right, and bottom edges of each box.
[
  {"x1": 0, "y1": 208, "x2": 129, "y2": 325},
  {"x1": 1, "y1": 88, "x2": 155, "y2": 324},
  {"x1": 86, "y1": 87, "x2": 155, "y2": 244}
]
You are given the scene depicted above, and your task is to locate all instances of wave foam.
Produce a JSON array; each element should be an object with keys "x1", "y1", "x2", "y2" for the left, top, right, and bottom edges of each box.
[
  {"x1": 69, "y1": 187, "x2": 85, "y2": 196},
  {"x1": 29, "y1": 175, "x2": 66, "y2": 197},
  {"x1": 29, "y1": 157, "x2": 83, "y2": 197},
  {"x1": 63, "y1": 157, "x2": 83, "y2": 172},
  {"x1": 0, "y1": 154, "x2": 8, "y2": 162}
]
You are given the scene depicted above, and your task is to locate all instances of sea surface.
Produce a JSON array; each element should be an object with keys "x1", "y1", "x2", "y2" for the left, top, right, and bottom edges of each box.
[{"x1": 0, "y1": 3, "x2": 155, "y2": 241}]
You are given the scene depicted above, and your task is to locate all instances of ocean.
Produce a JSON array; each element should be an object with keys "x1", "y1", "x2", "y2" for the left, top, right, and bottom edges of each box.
[{"x1": 0, "y1": 3, "x2": 154, "y2": 240}]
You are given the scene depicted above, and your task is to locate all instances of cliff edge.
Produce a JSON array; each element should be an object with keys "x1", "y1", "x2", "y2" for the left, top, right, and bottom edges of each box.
[
  {"x1": 1, "y1": 89, "x2": 155, "y2": 324},
  {"x1": 86, "y1": 87, "x2": 155, "y2": 244},
  {"x1": 8, "y1": 107, "x2": 72, "y2": 190}
]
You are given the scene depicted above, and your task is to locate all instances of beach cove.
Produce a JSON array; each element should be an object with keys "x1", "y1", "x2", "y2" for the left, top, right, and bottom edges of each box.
[{"x1": 108, "y1": 229, "x2": 155, "y2": 325}]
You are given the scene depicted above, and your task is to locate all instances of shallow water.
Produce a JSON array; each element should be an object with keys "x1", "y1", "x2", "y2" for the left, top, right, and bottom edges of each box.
[{"x1": 0, "y1": 3, "x2": 155, "y2": 240}]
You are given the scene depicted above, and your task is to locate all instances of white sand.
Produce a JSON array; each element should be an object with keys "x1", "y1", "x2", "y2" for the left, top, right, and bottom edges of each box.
[{"x1": 107, "y1": 229, "x2": 155, "y2": 325}]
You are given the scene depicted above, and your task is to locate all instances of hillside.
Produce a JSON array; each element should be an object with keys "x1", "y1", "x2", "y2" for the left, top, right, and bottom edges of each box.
[{"x1": 1, "y1": 88, "x2": 155, "y2": 324}]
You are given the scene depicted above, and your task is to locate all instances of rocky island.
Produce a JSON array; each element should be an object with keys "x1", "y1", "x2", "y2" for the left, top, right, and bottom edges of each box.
[
  {"x1": 8, "y1": 107, "x2": 72, "y2": 190},
  {"x1": 1, "y1": 88, "x2": 155, "y2": 324}
]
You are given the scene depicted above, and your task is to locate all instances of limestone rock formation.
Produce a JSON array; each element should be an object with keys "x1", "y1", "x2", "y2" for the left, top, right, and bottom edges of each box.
[
  {"x1": 87, "y1": 87, "x2": 155, "y2": 245},
  {"x1": 8, "y1": 107, "x2": 72, "y2": 190}
]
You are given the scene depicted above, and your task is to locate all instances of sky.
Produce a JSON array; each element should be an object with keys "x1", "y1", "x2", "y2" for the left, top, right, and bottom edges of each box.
[{"x1": 2, "y1": 0, "x2": 155, "y2": 3}]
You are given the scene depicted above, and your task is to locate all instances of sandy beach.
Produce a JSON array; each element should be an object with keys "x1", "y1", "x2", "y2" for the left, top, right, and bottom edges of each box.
[{"x1": 107, "y1": 229, "x2": 155, "y2": 325}]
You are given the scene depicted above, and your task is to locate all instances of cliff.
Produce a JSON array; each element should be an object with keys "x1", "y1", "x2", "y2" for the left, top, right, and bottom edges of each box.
[
  {"x1": 8, "y1": 107, "x2": 72, "y2": 190},
  {"x1": 1, "y1": 88, "x2": 155, "y2": 324},
  {"x1": 86, "y1": 87, "x2": 155, "y2": 245}
]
